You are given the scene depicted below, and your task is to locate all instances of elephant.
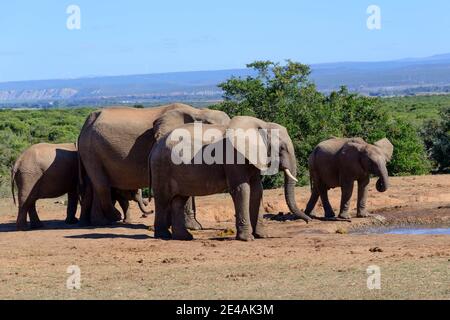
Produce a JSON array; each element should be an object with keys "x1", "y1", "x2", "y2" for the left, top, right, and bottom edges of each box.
[
  {"x1": 11, "y1": 143, "x2": 79, "y2": 230},
  {"x1": 111, "y1": 188, "x2": 153, "y2": 223},
  {"x1": 149, "y1": 116, "x2": 312, "y2": 241},
  {"x1": 304, "y1": 137, "x2": 394, "y2": 220},
  {"x1": 77, "y1": 103, "x2": 230, "y2": 227},
  {"x1": 10, "y1": 142, "x2": 154, "y2": 231}
]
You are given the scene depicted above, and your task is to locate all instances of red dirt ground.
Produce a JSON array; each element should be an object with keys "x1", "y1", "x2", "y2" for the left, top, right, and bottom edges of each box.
[{"x1": 0, "y1": 175, "x2": 449, "y2": 299}]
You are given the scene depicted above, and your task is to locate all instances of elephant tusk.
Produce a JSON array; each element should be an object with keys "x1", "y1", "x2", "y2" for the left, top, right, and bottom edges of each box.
[{"x1": 284, "y1": 169, "x2": 298, "y2": 183}]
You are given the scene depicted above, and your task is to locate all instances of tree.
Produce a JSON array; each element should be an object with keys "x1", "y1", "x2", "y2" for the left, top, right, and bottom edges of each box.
[
  {"x1": 212, "y1": 60, "x2": 431, "y2": 188},
  {"x1": 421, "y1": 107, "x2": 450, "y2": 172}
]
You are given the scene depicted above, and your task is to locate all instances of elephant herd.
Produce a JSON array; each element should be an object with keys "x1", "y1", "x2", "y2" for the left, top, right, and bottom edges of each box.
[{"x1": 10, "y1": 103, "x2": 394, "y2": 241}]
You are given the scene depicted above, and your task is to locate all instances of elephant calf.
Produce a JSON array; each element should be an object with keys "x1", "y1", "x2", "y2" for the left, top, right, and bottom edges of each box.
[
  {"x1": 111, "y1": 189, "x2": 153, "y2": 223},
  {"x1": 305, "y1": 137, "x2": 394, "y2": 220},
  {"x1": 11, "y1": 143, "x2": 151, "y2": 230},
  {"x1": 11, "y1": 143, "x2": 79, "y2": 230}
]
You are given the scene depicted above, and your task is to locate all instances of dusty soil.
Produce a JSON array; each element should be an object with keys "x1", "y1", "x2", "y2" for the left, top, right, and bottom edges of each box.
[{"x1": 0, "y1": 175, "x2": 449, "y2": 300}]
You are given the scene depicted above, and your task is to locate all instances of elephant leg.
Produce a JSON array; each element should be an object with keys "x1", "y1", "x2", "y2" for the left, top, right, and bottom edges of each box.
[
  {"x1": 65, "y1": 190, "x2": 79, "y2": 225},
  {"x1": 318, "y1": 187, "x2": 335, "y2": 218},
  {"x1": 249, "y1": 178, "x2": 268, "y2": 239},
  {"x1": 356, "y1": 177, "x2": 370, "y2": 218},
  {"x1": 153, "y1": 194, "x2": 172, "y2": 239},
  {"x1": 29, "y1": 202, "x2": 43, "y2": 229},
  {"x1": 305, "y1": 186, "x2": 320, "y2": 218},
  {"x1": 338, "y1": 181, "x2": 354, "y2": 220},
  {"x1": 88, "y1": 165, "x2": 121, "y2": 223},
  {"x1": 230, "y1": 182, "x2": 254, "y2": 241},
  {"x1": 184, "y1": 197, "x2": 202, "y2": 230},
  {"x1": 16, "y1": 205, "x2": 29, "y2": 231},
  {"x1": 171, "y1": 196, "x2": 193, "y2": 241},
  {"x1": 118, "y1": 198, "x2": 131, "y2": 223},
  {"x1": 90, "y1": 194, "x2": 114, "y2": 226},
  {"x1": 16, "y1": 185, "x2": 32, "y2": 231}
]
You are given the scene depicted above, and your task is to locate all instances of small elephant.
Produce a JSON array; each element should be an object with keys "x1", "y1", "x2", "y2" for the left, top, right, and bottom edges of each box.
[
  {"x1": 305, "y1": 137, "x2": 394, "y2": 220},
  {"x1": 11, "y1": 143, "x2": 79, "y2": 230},
  {"x1": 149, "y1": 116, "x2": 311, "y2": 241},
  {"x1": 111, "y1": 188, "x2": 153, "y2": 223}
]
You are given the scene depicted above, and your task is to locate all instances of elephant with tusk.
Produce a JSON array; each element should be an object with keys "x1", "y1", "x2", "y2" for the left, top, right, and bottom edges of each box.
[
  {"x1": 305, "y1": 137, "x2": 394, "y2": 220},
  {"x1": 149, "y1": 116, "x2": 311, "y2": 241}
]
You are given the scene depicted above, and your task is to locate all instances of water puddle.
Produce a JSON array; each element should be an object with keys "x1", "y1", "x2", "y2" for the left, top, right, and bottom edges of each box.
[
  {"x1": 355, "y1": 225, "x2": 450, "y2": 235},
  {"x1": 385, "y1": 228, "x2": 450, "y2": 235}
]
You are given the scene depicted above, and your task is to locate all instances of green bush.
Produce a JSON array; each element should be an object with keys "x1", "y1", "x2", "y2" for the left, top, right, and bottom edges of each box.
[
  {"x1": 421, "y1": 107, "x2": 450, "y2": 172},
  {"x1": 211, "y1": 60, "x2": 431, "y2": 188}
]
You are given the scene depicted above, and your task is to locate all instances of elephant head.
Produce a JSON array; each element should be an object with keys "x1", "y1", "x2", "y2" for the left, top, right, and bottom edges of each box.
[
  {"x1": 227, "y1": 116, "x2": 312, "y2": 222},
  {"x1": 153, "y1": 107, "x2": 231, "y2": 141},
  {"x1": 343, "y1": 138, "x2": 394, "y2": 192}
]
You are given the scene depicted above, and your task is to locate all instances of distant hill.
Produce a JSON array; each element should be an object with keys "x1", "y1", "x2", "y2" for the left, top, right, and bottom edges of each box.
[{"x1": 1, "y1": 54, "x2": 450, "y2": 107}]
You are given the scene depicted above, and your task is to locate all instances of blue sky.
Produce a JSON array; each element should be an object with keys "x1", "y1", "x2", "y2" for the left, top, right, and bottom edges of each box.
[{"x1": 1, "y1": 0, "x2": 449, "y2": 82}]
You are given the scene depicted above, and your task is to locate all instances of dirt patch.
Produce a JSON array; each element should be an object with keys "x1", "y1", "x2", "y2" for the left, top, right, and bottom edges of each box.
[{"x1": 0, "y1": 175, "x2": 449, "y2": 299}]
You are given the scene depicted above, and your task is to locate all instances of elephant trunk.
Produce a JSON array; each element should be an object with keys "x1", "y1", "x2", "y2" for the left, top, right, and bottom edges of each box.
[
  {"x1": 283, "y1": 170, "x2": 312, "y2": 223},
  {"x1": 136, "y1": 189, "x2": 153, "y2": 215},
  {"x1": 375, "y1": 162, "x2": 389, "y2": 193}
]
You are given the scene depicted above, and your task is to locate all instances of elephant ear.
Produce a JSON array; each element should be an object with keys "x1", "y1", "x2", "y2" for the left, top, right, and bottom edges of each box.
[
  {"x1": 153, "y1": 110, "x2": 197, "y2": 141},
  {"x1": 374, "y1": 138, "x2": 394, "y2": 162},
  {"x1": 226, "y1": 117, "x2": 270, "y2": 171}
]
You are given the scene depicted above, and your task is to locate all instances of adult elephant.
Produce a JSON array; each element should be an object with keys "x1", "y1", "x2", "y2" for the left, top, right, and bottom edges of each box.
[
  {"x1": 305, "y1": 137, "x2": 394, "y2": 220},
  {"x1": 149, "y1": 116, "x2": 312, "y2": 241},
  {"x1": 77, "y1": 103, "x2": 230, "y2": 226}
]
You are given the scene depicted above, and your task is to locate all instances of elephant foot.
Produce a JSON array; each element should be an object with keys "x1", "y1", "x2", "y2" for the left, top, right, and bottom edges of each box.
[
  {"x1": 171, "y1": 228, "x2": 194, "y2": 241},
  {"x1": 77, "y1": 218, "x2": 91, "y2": 227},
  {"x1": 357, "y1": 211, "x2": 372, "y2": 218},
  {"x1": 123, "y1": 217, "x2": 133, "y2": 224},
  {"x1": 30, "y1": 221, "x2": 44, "y2": 229},
  {"x1": 91, "y1": 214, "x2": 112, "y2": 226},
  {"x1": 65, "y1": 217, "x2": 79, "y2": 225},
  {"x1": 154, "y1": 228, "x2": 172, "y2": 240},
  {"x1": 338, "y1": 212, "x2": 352, "y2": 220},
  {"x1": 185, "y1": 217, "x2": 202, "y2": 230},
  {"x1": 324, "y1": 210, "x2": 336, "y2": 220},
  {"x1": 236, "y1": 229, "x2": 255, "y2": 242},
  {"x1": 16, "y1": 223, "x2": 29, "y2": 231},
  {"x1": 108, "y1": 208, "x2": 123, "y2": 222},
  {"x1": 253, "y1": 227, "x2": 269, "y2": 239}
]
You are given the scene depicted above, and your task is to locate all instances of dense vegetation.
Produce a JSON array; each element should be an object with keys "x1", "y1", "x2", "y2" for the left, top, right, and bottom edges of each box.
[
  {"x1": 211, "y1": 61, "x2": 436, "y2": 187},
  {"x1": 381, "y1": 95, "x2": 450, "y2": 127},
  {"x1": 421, "y1": 107, "x2": 450, "y2": 172},
  {"x1": 0, "y1": 60, "x2": 448, "y2": 195}
]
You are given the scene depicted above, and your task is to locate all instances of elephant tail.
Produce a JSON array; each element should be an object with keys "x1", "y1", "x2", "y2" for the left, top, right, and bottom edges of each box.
[
  {"x1": 147, "y1": 145, "x2": 156, "y2": 207},
  {"x1": 10, "y1": 165, "x2": 17, "y2": 206}
]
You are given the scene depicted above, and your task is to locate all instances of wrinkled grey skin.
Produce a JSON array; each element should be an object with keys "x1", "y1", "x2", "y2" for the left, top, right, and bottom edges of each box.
[
  {"x1": 305, "y1": 137, "x2": 394, "y2": 220},
  {"x1": 111, "y1": 188, "x2": 153, "y2": 223},
  {"x1": 11, "y1": 143, "x2": 79, "y2": 230},
  {"x1": 150, "y1": 116, "x2": 311, "y2": 241},
  {"x1": 77, "y1": 103, "x2": 230, "y2": 227}
]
